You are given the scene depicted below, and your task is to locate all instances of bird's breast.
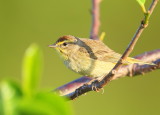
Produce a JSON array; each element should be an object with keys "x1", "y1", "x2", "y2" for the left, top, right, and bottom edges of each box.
[{"x1": 64, "y1": 53, "x2": 115, "y2": 77}]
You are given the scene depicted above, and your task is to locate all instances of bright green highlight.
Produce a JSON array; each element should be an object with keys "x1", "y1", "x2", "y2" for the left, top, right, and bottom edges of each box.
[
  {"x1": 136, "y1": 0, "x2": 146, "y2": 13},
  {"x1": 136, "y1": 0, "x2": 146, "y2": 6},
  {"x1": 0, "y1": 80, "x2": 22, "y2": 115},
  {"x1": 22, "y1": 44, "x2": 42, "y2": 97},
  {"x1": 18, "y1": 92, "x2": 73, "y2": 115}
]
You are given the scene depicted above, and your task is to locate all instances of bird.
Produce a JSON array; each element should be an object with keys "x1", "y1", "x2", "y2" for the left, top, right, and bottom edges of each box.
[{"x1": 49, "y1": 35, "x2": 154, "y2": 78}]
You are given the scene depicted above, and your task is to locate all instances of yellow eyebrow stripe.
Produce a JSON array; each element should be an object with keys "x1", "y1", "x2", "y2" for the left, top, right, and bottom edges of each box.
[
  {"x1": 56, "y1": 41, "x2": 64, "y2": 45},
  {"x1": 56, "y1": 40, "x2": 72, "y2": 45}
]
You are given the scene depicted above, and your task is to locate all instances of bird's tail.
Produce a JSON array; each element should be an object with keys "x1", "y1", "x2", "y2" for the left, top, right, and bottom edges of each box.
[{"x1": 125, "y1": 57, "x2": 155, "y2": 65}]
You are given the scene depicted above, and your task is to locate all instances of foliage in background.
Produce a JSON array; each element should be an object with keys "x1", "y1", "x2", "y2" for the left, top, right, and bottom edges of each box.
[{"x1": 0, "y1": 44, "x2": 73, "y2": 115}]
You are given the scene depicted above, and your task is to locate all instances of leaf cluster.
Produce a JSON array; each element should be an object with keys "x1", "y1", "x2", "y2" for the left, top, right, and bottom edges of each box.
[{"x1": 0, "y1": 44, "x2": 73, "y2": 115}]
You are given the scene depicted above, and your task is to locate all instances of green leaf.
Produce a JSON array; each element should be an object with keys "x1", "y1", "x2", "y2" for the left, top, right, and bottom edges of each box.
[
  {"x1": 22, "y1": 44, "x2": 42, "y2": 97},
  {"x1": 136, "y1": 0, "x2": 146, "y2": 13},
  {"x1": 0, "y1": 44, "x2": 73, "y2": 115},
  {"x1": 18, "y1": 92, "x2": 73, "y2": 115},
  {"x1": 136, "y1": 0, "x2": 146, "y2": 6},
  {"x1": 0, "y1": 80, "x2": 22, "y2": 115}
]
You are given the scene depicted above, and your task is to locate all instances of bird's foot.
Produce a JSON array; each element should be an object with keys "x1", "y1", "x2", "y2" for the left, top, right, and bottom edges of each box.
[{"x1": 91, "y1": 79, "x2": 102, "y2": 92}]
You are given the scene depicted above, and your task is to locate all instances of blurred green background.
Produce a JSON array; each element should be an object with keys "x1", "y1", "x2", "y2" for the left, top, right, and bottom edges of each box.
[{"x1": 0, "y1": 0, "x2": 159, "y2": 115}]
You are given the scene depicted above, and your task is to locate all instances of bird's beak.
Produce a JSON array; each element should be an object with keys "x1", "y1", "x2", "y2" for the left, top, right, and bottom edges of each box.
[{"x1": 48, "y1": 44, "x2": 57, "y2": 48}]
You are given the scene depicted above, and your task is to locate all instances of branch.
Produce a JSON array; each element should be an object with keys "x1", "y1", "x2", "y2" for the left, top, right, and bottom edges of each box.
[
  {"x1": 90, "y1": 0, "x2": 101, "y2": 40},
  {"x1": 55, "y1": 49, "x2": 160, "y2": 97},
  {"x1": 54, "y1": 0, "x2": 159, "y2": 100}
]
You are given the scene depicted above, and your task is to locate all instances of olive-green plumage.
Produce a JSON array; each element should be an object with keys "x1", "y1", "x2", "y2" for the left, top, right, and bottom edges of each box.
[{"x1": 49, "y1": 35, "x2": 153, "y2": 78}]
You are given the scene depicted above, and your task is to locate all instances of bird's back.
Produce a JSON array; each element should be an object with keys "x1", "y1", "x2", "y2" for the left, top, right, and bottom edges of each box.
[{"x1": 79, "y1": 38, "x2": 122, "y2": 63}]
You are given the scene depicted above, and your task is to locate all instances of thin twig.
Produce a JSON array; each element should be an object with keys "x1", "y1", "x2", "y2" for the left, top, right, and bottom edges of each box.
[
  {"x1": 90, "y1": 0, "x2": 101, "y2": 40},
  {"x1": 55, "y1": 49, "x2": 160, "y2": 98},
  {"x1": 149, "y1": 0, "x2": 159, "y2": 14},
  {"x1": 101, "y1": 0, "x2": 159, "y2": 86}
]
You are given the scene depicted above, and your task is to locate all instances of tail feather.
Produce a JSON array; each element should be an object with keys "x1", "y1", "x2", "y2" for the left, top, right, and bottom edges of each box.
[{"x1": 125, "y1": 57, "x2": 155, "y2": 65}]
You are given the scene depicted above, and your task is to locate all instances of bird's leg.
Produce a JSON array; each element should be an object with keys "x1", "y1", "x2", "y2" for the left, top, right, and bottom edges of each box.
[
  {"x1": 89, "y1": 77, "x2": 103, "y2": 92},
  {"x1": 74, "y1": 76, "x2": 103, "y2": 98},
  {"x1": 91, "y1": 79, "x2": 100, "y2": 92}
]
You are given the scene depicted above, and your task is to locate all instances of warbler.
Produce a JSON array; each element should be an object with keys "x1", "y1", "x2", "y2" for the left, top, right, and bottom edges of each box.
[{"x1": 49, "y1": 35, "x2": 153, "y2": 78}]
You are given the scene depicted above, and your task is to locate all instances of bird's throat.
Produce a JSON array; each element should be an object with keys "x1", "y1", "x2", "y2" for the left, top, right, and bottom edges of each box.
[{"x1": 56, "y1": 48, "x2": 69, "y2": 60}]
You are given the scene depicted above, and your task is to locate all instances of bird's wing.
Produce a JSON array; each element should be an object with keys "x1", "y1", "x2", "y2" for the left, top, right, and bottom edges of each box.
[
  {"x1": 79, "y1": 38, "x2": 122, "y2": 63},
  {"x1": 95, "y1": 50, "x2": 155, "y2": 65},
  {"x1": 94, "y1": 50, "x2": 121, "y2": 63},
  {"x1": 79, "y1": 39, "x2": 153, "y2": 65}
]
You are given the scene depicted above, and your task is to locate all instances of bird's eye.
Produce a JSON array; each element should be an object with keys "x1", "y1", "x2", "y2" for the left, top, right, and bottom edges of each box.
[{"x1": 63, "y1": 42, "x2": 67, "y2": 46}]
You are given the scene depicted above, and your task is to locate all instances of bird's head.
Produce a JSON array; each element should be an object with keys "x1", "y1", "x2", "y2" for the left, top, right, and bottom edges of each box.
[{"x1": 49, "y1": 35, "x2": 79, "y2": 59}]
